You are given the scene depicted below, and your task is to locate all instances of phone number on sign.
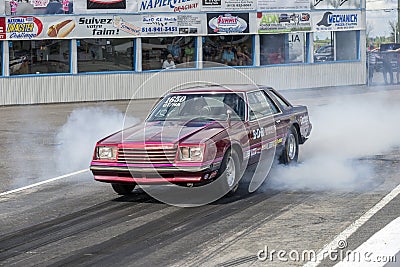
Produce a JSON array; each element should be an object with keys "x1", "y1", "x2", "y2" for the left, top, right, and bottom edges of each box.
[{"x1": 142, "y1": 26, "x2": 178, "y2": 33}]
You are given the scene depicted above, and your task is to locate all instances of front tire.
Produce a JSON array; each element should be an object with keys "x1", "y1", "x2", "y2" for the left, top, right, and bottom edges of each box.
[
  {"x1": 280, "y1": 126, "x2": 299, "y2": 164},
  {"x1": 111, "y1": 183, "x2": 136, "y2": 195},
  {"x1": 218, "y1": 149, "x2": 241, "y2": 196}
]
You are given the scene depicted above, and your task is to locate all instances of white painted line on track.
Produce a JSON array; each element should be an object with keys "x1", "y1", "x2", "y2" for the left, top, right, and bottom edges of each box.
[
  {"x1": 0, "y1": 169, "x2": 89, "y2": 197},
  {"x1": 303, "y1": 183, "x2": 400, "y2": 267},
  {"x1": 334, "y1": 216, "x2": 400, "y2": 267}
]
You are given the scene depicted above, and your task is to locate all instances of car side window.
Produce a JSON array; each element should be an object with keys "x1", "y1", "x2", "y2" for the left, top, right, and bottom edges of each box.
[
  {"x1": 247, "y1": 91, "x2": 280, "y2": 120},
  {"x1": 268, "y1": 90, "x2": 291, "y2": 109}
]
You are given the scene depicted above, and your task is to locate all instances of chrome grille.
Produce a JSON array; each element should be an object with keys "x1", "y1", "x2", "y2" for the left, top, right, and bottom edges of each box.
[{"x1": 117, "y1": 147, "x2": 177, "y2": 164}]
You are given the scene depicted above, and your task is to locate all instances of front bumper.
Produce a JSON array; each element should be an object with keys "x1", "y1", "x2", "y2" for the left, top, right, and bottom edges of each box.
[{"x1": 90, "y1": 164, "x2": 220, "y2": 184}]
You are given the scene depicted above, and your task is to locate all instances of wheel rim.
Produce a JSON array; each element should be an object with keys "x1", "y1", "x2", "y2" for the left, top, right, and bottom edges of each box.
[
  {"x1": 226, "y1": 156, "x2": 236, "y2": 187},
  {"x1": 288, "y1": 134, "x2": 296, "y2": 160}
]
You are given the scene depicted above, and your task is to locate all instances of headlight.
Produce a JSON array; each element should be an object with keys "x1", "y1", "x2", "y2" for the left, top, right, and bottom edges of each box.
[
  {"x1": 178, "y1": 145, "x2": 204, "y2": 162},
  {"x1": 96, "y1": 146, "x2": 117, "y2": 160}
]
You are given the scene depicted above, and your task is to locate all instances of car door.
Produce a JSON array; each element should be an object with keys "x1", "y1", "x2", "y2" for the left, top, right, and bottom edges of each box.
[
  {"x1": 265, "y1": 89, "x2": 292, "y2": 144},
  {"x1": 245, "y1": 90, "x2": 281, "y2": 165}
]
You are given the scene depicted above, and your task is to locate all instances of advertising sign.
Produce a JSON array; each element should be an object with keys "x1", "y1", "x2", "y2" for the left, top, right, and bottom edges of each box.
[
  {"x1": 4, "y1": 14, "x2": 205, "y2": 40},
  {"x1": 207, "y1": 13, "x2": 249, "y2": 34},
  {"x1": 0, "y1": 18, "x2": 6, "y2": 39},
  {"x1": 257, "y1": 12, "x2": 311, "y2": 33},
  {"x1": 74, "y1": 0, "x2": 138, "y2": 14},
  {"x1": 312, "y1": 10, "x2": 363, "y2": 31},
  {"x1": 201, "y1": 0, "x2": 255, "y2": 11},
  {"x1": 311, "y1": 0, "x2": 360, "y2": 9},
  {"x1": 138, "y1": 0, "x2": 200, "y2": 13},
  {"x1": 6, "y1": 16, "x2": 44, "y2": 39},
  {"x1": 141, "y1": 14, "x2": 203, "y2": 35},
  {"x1": 257, "y1": 0, "x2": 310, "y2": 11}
]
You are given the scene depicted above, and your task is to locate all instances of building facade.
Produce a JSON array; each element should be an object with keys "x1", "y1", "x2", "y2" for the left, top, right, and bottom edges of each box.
[{"x1": 0, "y1": 0, "x2": 366, "y2": 105}]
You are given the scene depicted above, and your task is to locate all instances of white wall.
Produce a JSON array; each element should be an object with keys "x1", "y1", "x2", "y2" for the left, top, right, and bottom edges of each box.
[{"x1": 0, "y1": 61, "x2": 366, "y2": 105}]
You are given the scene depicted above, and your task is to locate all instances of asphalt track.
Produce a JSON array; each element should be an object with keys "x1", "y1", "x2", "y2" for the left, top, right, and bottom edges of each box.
[{"x1": 0, "y1": 84, "x2": 400, "y2": 267}]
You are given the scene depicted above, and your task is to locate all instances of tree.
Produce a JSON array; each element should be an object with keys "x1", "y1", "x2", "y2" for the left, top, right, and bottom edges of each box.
[
  {"x1": 389, "y1": 20, "x2": 400, "y2": 42},
  {"x1": 366, "y1": 22, "x2": 374, "y2": 47}
]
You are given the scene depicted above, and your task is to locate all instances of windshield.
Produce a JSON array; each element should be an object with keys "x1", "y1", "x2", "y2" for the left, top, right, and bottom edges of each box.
[{"x1": 147, "y1": 93, "x2": 246, "y2": 122}]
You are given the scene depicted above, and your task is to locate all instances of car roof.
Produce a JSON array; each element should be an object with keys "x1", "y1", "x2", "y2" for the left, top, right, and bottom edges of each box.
[{"x1": 169, "y1": 84, "x2": 274, "y2": 94}]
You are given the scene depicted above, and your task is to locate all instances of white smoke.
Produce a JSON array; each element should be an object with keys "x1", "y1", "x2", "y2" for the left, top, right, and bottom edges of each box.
[
  {"x1": 55, "y1": 107, "x2": 139, "y2": 173},
  {"x1": 265, "y1": 92, "x2": 400, "y2": 192}
]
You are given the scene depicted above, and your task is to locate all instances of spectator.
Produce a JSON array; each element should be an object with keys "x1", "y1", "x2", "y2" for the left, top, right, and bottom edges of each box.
[
  {"x1": 167, "y1": 39, "x2": 181, "y2": 63},
  {"x1": 203, "y1": 44, "x2": 212, "y2": 62},
  {"x1": 222, "y1": 47, "x2": 236, "y2": 66},
  {"x1": 367, "y1": 47, "x2": 378, "y2": 85},
  {"x1": 268, "y1": 48, "x2": 284, "y2": 64},
  {"x1": 242, "y1": 45, "x2": 252, "y2": 65},
  {"x1": 10, "y1": 0, "x2": 18, "y2": 15},
  {"x1": 236, "y1": 46, "x2": 251, "y2": 66},
  {"x1": 46, "y1": 0, "x2": 63, "y2": 14},
  {"x1": 184, "y1": 43, "x2": 195, "y2": 63},
  {"x1": 62, "y1": 0, "x2": 70, "y2": 14},
  {"x1": 380, "y1": 51, "x2": 394, "y2": 85},
  {"x1": 162, "y1": 54, "x2": 176, "y2": 69}
]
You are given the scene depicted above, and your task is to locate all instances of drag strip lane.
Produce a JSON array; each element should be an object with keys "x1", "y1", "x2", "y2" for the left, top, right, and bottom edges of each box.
[{"x1": 0, "y1": 170, "x2": 89, "y2": 198}]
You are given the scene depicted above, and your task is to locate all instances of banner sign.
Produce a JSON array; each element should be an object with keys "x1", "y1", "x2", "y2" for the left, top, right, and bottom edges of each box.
[
  {"x1": 0, "y1": 18, "x2": 6, "y2": 39},
  {"x1": 207, "y1": 13, "x2": 249, "y2": 34},
  {"x1": 257, "y1": 12, "x2": 311, "y2": 33},
  {"x1": 3, "y1": 14, "x2": 205, "y2": 39},
  {"x1": 140, "y1": 14, "x2": 203, "y2": 35},
  {"x1": 74, "y1": 0, "x2": 138, "y2": 14},
  {"x1": 6, "y1": 16, "x2": 44, "y2": 39},
  {"x1": 138, "y1": 0, "x2": 200, "y2": 12},
  {"x1": 201, "y1": 0, "x2": 255, "y2": 11},
  {"x1": 311, "y1": 0, "x2": 360, "y2": 9},
  {"x1": 312, "y1": 10, "x2": 363, "y2": 31},
  {"x1": 257, "y1": 0, "x2": 310, "y2": 11}
]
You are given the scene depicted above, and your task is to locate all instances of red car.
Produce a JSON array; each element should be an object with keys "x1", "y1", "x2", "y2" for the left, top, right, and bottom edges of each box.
[{"x1": 90, "y1": 84, "x2": 312, "y2": 196}]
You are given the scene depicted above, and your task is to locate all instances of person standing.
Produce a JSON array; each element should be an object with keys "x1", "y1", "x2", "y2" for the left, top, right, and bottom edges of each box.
[
  {"x1": 381, "y1": 51, "x2": 394, "y2": 85},
  {"x1": 367, "y1": 47, "x2": 378, "y2": 85},
  {"x1": 394, "y1": 48, "x2": 400, "y2": 84}
]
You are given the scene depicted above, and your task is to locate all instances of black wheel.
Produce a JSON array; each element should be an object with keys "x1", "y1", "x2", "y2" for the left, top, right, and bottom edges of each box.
[
  {"x1": 111, "y1": 183, "x2": 136, "y2": 195},
  {"x1": 280, "y1": 126, "x2": 299, "y2": 165},
  {"x1": 218, "y1": 149, "x2": 241, "y2": 196}
]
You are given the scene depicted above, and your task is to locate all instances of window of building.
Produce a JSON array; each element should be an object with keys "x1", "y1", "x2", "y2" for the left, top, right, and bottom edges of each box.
[
  {"x1": 77, "y1": 39, "x2": 134, "y2": 73},
  {"x1": 9, "y1": 40, "x2": 70, "y2": 76},
  {"x1": 313, "y1": 31, "x2": 334, "y2": 62},
  {"x1": 141, "y1": 37, "x2": 196, "y2": 71},
  {"x1": 203, "y1": 35, "x2": 253, "y2": 68},
  {"x1": 336, "y1": 31, "x2": 359, "y2": 61},
  {"x1": 260, "y1": 33, "x2": 307, "y2": 65}
]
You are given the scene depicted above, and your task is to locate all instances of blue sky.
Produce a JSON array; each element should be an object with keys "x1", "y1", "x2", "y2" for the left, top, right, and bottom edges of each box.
[{"x1": 366, "y1": 0, "x2": 398, "y2": 37}]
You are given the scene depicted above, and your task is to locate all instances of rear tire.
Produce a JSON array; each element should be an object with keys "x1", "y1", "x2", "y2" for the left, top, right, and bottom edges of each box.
[
  {"x1": 111, "y1": 183, "x2": 136, "y2": 195},
  {"x1": 218, "y1": 149, "x2": 241, "y2": 196},
  {"x1": 280, "y1": 126, "x2": 299, "y2": 165}
]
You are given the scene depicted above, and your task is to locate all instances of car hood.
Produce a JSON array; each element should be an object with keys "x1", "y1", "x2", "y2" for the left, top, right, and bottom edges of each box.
[{"x1": 99, "y1": 120, "x2": 230, "y2": 146}]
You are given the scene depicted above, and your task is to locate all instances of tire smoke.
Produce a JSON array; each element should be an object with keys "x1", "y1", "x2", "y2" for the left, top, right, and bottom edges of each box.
[
  {"x1": 265, "y1": 93, "x2": 400, "y2": 192},
  {"x1": 55, "y1": 107, "x2": 139, "y2": 173}
]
